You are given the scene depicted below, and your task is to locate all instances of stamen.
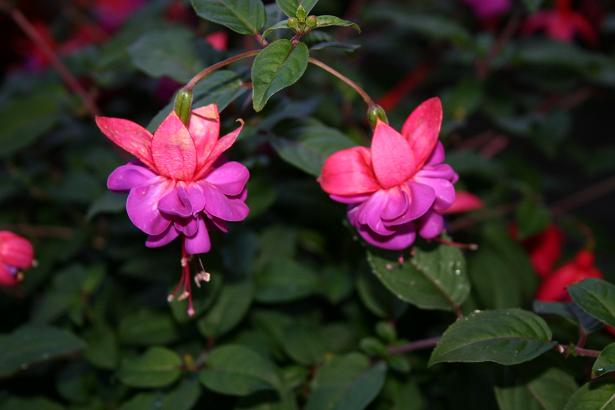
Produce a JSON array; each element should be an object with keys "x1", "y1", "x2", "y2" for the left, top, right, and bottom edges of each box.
[{"x1": 194, "y1": 271, "x2": 211, "y2": 287}]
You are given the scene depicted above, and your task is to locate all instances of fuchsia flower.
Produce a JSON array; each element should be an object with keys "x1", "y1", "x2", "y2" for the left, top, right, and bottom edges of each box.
[
  {"x1": 96, "y1": 104, "x2": 249, "y2": 314},
  {"x1": 523, "y1": 0, "x2": 598, "y2": 45},
  {"x1": 443, "y1": 191, "x2": 483, "y2": 214},
  {"x1": 463, "y1": 0, "x2": 511, "y2": 20},
  {"x1": 319, "y1": 98, "x2": 458, "y2": 250},
  {"x1": 205, "y1": 31, "x2": 229, "y2": 52},
  {"x1": 0, "y1": 231, "x2": 34, "y2": 287}
]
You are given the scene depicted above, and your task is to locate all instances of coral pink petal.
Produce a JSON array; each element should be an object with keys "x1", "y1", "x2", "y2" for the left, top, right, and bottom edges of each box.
[
  {"x1": 95, "y1": 116, "x2": 155, "y2": 169},
  {"x1": 107, "y1": 163, "x2": 159, "y2": 191},
  {"x1": 418, "y1": 210, "x2": 444, "y2": 239},
  {"x1": 184, "y1": 217, "x2": 211, "y2": 254},
  {"x1": 204, "y1": 161, "x2": 250, "y2": 196},
  {"x1": 126, "y1": 180, "x2": 173, "y2": 235},
  {"x1": 330, "y1": 193, "x2": 372, "y2": 205},
  {"x1": 444, "y1": 191, "x2": 484, "y2": 214},
  {"x1": 189, "y1": 105, "x2": 220, "y2": 171},
  {"x1": 319, "y1": 147, "x2": 380, "y2": 196},
  {"x1": 400, "y1": 97, "x2": 443, "y2": 169},
  {"x1": 151, "y1": 112, "x2": 197, "y2": 180},
  {"x1": 371, "y1": 121, "x2": 415, "y2": 188},
  {"x1": 197, "y1": 122, "x2": 244, "y2": 179},
  {"x1": 356, "y1": 223, "x2": 417, "y2": 251},
  {"x1": 0, "y1": 232, "x2": 34, "y2": 269},
  {"x1": 146, "y1": 226, "x2": 180, "y2": 248},
  {"x1": 201, "y1": 183, "x2": 249, "y2": 222}
]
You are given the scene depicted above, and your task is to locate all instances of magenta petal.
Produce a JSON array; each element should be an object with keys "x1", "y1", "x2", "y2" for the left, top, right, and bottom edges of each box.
[
  {"x1": 107, "y1": 163, "x2": 159, "y2": 191},
  {"x1": 159, "y1": 187, "x2": 192, "y2": 218},
  {"x1": 127, "y1": 181, "x2": 173, "y2": 235},
  {"x1": 416, "y1": 163, "x2": 457, "y2": 180},
  {"x1": 185, "y1": 184, "x2": 206, "y2": 214},
  {"x1": 184, "y1": 218, "x2": 211, "y2": 254},
  {"x1": 356, "y1": 223, "x2": 417, "y2": 250},
  {"x1": 146, "y1": 226, "x2": 180, "y2": 248},
  {"x1": 418, "y1": 211, "x2": 444, "y2": 239},
  {"x1": 415, "y1": 177, "x2": 456, "y2": 212},
  {"x1": 201, "y1": 183, "x2": 249, "y2": 222},
  {"x1": 386, "y1": 181, "x2": 435, "y2": 226},
  {"x1": 204, "y1": 161, "x2": 250, "y2": 196},
  {"x1": 175, "y1": 217, "x2": 199, "y2": 237},
  {"x1": 381, "y1": 187, "x2": 409, "y2": 221},
  {"x1": 354, "y1": 191, "x2": 395, "y2": 235},
  {"x1": 330, "y1": 193, "x2": 371, "y2": 205},
  {"x1": 425, "y1": 142, "x2": 445, "y2": 165}
]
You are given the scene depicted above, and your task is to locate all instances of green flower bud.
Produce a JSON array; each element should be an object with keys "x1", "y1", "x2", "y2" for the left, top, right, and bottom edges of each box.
[
  {"x1": 288, "y1": 17, "x2": 299, "y2": 30},
  {"x1": 174, "y1": 88, "x2": 193, "y2": 126},
  {"x1": 375, "y1": 321, "x2": 397, "y2": 343},
  {"x1": 296, "y1": 5, "x2": 307, "y2": 21},
  {"x1": 306, "y1": 15, "x2": 317, "y2": 28},
  {"x1": 367, "y1": 104, "x2": 388, "y2": 128}
]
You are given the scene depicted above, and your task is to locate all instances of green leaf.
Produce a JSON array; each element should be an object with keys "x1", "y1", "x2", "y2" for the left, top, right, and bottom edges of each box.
[
  {"x1": 254, "y1": 258, "x2": 320, "y2": 303},
  {"x1": 263, "y1": 19, "x2": 290, "y2": 38},
  {"x1": 128, "y1": 27, "x2": 202, "y2": 82},
  {"x1": 592, "y1": 343, "x2": 615, "y2": 378},
  {"x1": 86, "y1": 191, "x2": 125, "y2": 220},
  {"x1": 118, "y1": 347, "x2": 182, "y2": 388},
  {"x1": 197, "y1": 280, "x2": 253, "y2": 338},
  {"x1": 191, "y1": 0, "x2": 266, "y2": 34},
  {"x1": 429, "y1": 309, "x2": 555, "y2": 366},
  {"x1": 1, "y1": 397, "x2": 65, "y2": 410},
  {"x1": 494, "y1": 366, "x2": 578, "y2": 410},
  {"x1": 199, "y1": 345, "x2": 281, "y2": 396},
  {"x1": 0, "y1": 325, "x2": 86, "y2": 377},
  {"x1": 515, "y1": 197, "x2": 551, "y2": 239},
  {"x1": 315, "y1": 16, "x2": 360, "y2": 32},
  {"x1": 356, "y1": 270, "x2": 407, "y2": 319},
  {"x1": 367, "y1": 243, "x2": 470, "y2": 311},
  {"x1": 305, "y1": 353, "x2": 386, "y2": 410},
  {"x1": 0, "y1": 85, "x2": 66, "y2": 158},
  {"x1": 276, "y1": 0, "x2": 318, "y2": 17},
  {"x1": 568, "y1": 279, "x2": 615, "y2": 327},
  {"x1": 251, "y1": 39, "x2": 309, "y2": 112},
  {"x1": 84, "y1": 324, "x2": 119, "y2": 370},
  {"x1": 564, "y1": 382, "x2": 615, "y2": 410},
  {"x1": 272, "y1": 122, "x2": 355, "y2": 176},
  {"x1": 118, "y1": 310, "x2": 179, "y2": 346},
  {"x1": 119, "y1": 379, "x2": 201, "y2": 410}
]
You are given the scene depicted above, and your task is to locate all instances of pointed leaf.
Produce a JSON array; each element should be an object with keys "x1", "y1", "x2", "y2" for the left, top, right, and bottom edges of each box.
[
  {"x1": 315, "y1": 16, "x2": 360, "y2": 32},
  {"x1": 276, "y1": 0, "x2": 318, "y2": 17},
  {"x1": 592, "y1": 343, "x2": 615, "y2": 378},
  {"x1": 568, "y1": 279, "x2": 615, "y2": 327},
  {"x1": 563, "y1": 382, "x2": 615, "y2": 410},
  {"x1": 118, "y1": 347, "x2": 182, "y2": 388},
  {"x1": 191, "y1": 0, "x2": 266, "y2": 34},
  {"x1": 251, "y1": 39, "x2": 309, "y2": 111}
]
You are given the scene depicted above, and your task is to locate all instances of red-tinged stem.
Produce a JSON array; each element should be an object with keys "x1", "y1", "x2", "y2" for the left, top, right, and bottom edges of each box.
[
  {"x1": 308, "y1": 57, "x2": 376, "y2": 108},
  {"x1": 184, "y1": 49, "x2": 260, "y2": 91},
  {"x1": 556, "y1": 343, "x2": 600, "y2": 358},
  {"x1": 476, "y1": 11, "x2": 521, "y2": 79},
  {"x1": 387, "y1": 336, "x2": 441, "y2": 355},
  {"x1": 433, "y1": 236, "x2": 479, "y2": 251},
  {"x1": 551, "y1": 175, "x2": 615, "y2": 215},
  {"x1": 377, "y1": 62, "x2": 432, "y2": 111},
  {"x1": 3, "y1": 5, "x2": 100, "y2": 117},
  {"x1": 255, "y1": 33, "x2": 268, "y2": 47}
]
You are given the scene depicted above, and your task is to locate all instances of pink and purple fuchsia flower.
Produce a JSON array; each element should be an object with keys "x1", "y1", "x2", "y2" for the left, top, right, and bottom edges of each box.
[
  {"x1": 96, "y1": 104, "x2": 249, "y2": 315},
  {"x1": 319, "y1": 98, "x2": 458, "y2": 251}
]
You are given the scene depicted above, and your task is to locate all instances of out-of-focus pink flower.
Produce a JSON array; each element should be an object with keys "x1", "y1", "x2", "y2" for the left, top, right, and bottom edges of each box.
[
  {"x1": 523, "y1": 0, "x2": 598, "y2": 45},
  {"x1": 522, "y1": 224, "x2": 565, "y2": 278},
  {"x1": 96, "y1": 104, "x2": 249, "y2": 315},
  {"x1": 0, "y1": 231, "x2": 34, "y2": 287},
  {"x1": 95, "y1": 0, "x2": 146, "y2": 31},
  {"x1": 377, "y1": 63, "x2": 431, "y2": 112},
  {"x1": 443, "y1": 191, "x2": 483, "y2": 214},
  {"x1": 536, "y1": 250, "x2": 602, "y2": 301},
  {"x1": 463, "y1": 0, "x2": 511, "y2": 19},
  {"x1": 205, "y1": 31, "x2": 229, "y2": 51},
  {"x1": 319, "y1": 98, "x2": 458, "y2": 250}
]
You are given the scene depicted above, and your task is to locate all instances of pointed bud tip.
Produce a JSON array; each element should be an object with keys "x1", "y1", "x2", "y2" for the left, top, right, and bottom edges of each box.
[
  {"x1": 174, "y1": 88, "x2": 193, "y2": 126},
  {"x1": 367, "y1": 105, "x2": 388, "y2": 128}
]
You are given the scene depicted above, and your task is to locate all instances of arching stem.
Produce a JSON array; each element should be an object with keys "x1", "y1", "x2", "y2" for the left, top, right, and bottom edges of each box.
[
  {"x1": 184, "y1": 49, "x2": 260, "y2": 91},
  {"x1": 308, "y1": 57, "x2": 376, "y2": 108}
]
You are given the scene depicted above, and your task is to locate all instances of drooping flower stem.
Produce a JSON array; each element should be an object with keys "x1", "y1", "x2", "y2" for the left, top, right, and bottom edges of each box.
[
  {"x1": 387, "y1": 336, "x2": 441, "y2": 355},
  {"x1": 308, "y1": 57, "x2": 377, "y2": 110},
  {"x1": 1, "y1": 3, "x2": 100, "y2": 117},
  {"x1": 184, "y1": 49, "x2": 261, "y2": 91}
]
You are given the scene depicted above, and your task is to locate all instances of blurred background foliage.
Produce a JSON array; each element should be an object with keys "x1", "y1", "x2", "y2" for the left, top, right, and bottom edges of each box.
[{"x1": 0, "y1": 0, "x2": 614, "y2": 409}]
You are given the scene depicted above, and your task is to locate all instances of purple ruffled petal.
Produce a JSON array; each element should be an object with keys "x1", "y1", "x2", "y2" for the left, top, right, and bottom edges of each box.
[
  {"x1": 204, "y1": 161, "x2": 250, "y2": 196},
  {"x1": 418, "y1": 210, "x2": 445, "y2": 239},
  {"x1": 184, "y1": 217, "x2": 211, "y2": 254},
  {"x1": 330, "y1": 193, "x2": 371, "y2": 205},
  {"x1": 145, "y1": 225, "x2": 180, "y2": 248},
  {"x1": 126, "y1": 180, "x2": 173, "y2": 235},
  {"x1": 200, "y1": 182, "x2": 249, "y2": 222},
  {"x1": 415, "y1": 163, "x2": 458, "y2": 181},
  {"x1": 425, "y1": 142, "x2": 445, "y2": 165},
  {"x1": 159, "y1": 186, "x2": 192, "y2": 218},
  {"x1": 356, "y1": 222, "x2": 417, "y2": 250},
  {"x1": 415, "y1": 177, "x2": 456, "y2": 212},
  {"x1": 381, "y1": 187, "x2": 409, "y2": 221},
  {"x1": 175, "y1": 217, "x2": 199, "y2": 237},
  {"x1": 108, "y1": 163, "x2": 159, "y2": 191}
]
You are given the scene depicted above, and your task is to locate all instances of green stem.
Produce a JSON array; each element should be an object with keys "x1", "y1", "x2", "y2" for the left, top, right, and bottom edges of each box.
[{"x1": 184, "y1": 49, "x2": 260, "y2": 91}]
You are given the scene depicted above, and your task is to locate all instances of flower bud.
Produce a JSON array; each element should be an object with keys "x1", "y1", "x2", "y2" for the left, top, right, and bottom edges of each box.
[
  {"x1": 306, "y1": 15, "x2": 317, "y2": 28},
  {"x1": 367, "y1": 104, "x2": 389, "y2": 128},
  {"x1": 296, "y1": 5, "x2": 307, "y2": 21},
  {"x1": 287, "y1": 17, "x2": 299, "y2": 30},
  {"x1": 174, "y1": 88, "x2": 193, "y2": 126}
]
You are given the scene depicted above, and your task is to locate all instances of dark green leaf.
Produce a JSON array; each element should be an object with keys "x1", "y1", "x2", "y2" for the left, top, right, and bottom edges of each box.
[
  {"x1": 197, "y1": 280, "x2": 253, "y2": 338},
  {"x1": 276, "y1": 0, "x2": 318, "y2": 17},
  {"x1": 305, "y1": 354, "x2": 386, "y2": 410},
  {"x1": 263, "y1": 19, "x2": 290, "y2": 38},
  {"x1": 0, "y1": 325, "x2": 86, "y2": 377},
  {"x1": 119, "y1": 379, "x2": 201, "y2": 410},
  {"x1": 315, "y1": 16, "x2": 360, "y2": 32},
  {"x1": 367, "y1": 244, "x2": 470, "y2": 311},
  {"x1": 515, "y1": 197, "x2": 551, "y2": 239},
  {"x1": 191, "y1": 0, "x2": 266, "y2": 34},
  {"x1": 429, "y1": 309, "x2": 555, "y2": 366},
  {"x1": 1, "y1": 397, "x2": 64, "y2": 410},
  {"x1": 199, "y1": 345, "x2": 281, "y2": 396},
  {"x1": 86, "y1": 191, "x2": 125, "y2": 220},
  {"x1": 568, "y1": 279, "x2": 615, "y2": 327},
  {"x1": 592, "y1": 343, "x2": 615, "y2": 378},
  {"x1": 563, "y1": 382, "x2": 615, "y2": 410},
  {"x1": 128, "y1": 27, "x2": 202, "y2": 82},
  {"x1": 84, "y1": 324, "x2": 119, "y2": 370},
  {"x1": 254, "y1": 258, "x2": 319, "y2": 303},
  {"x1": 118, "y1": 310, "x2": 179, "y2": 346},
  {"x1": 251, "y1": 39, "x2": 309, "y2": 111},
  {"x1": 118, "y1": 347, "x2": 182, "y2": 388}
]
